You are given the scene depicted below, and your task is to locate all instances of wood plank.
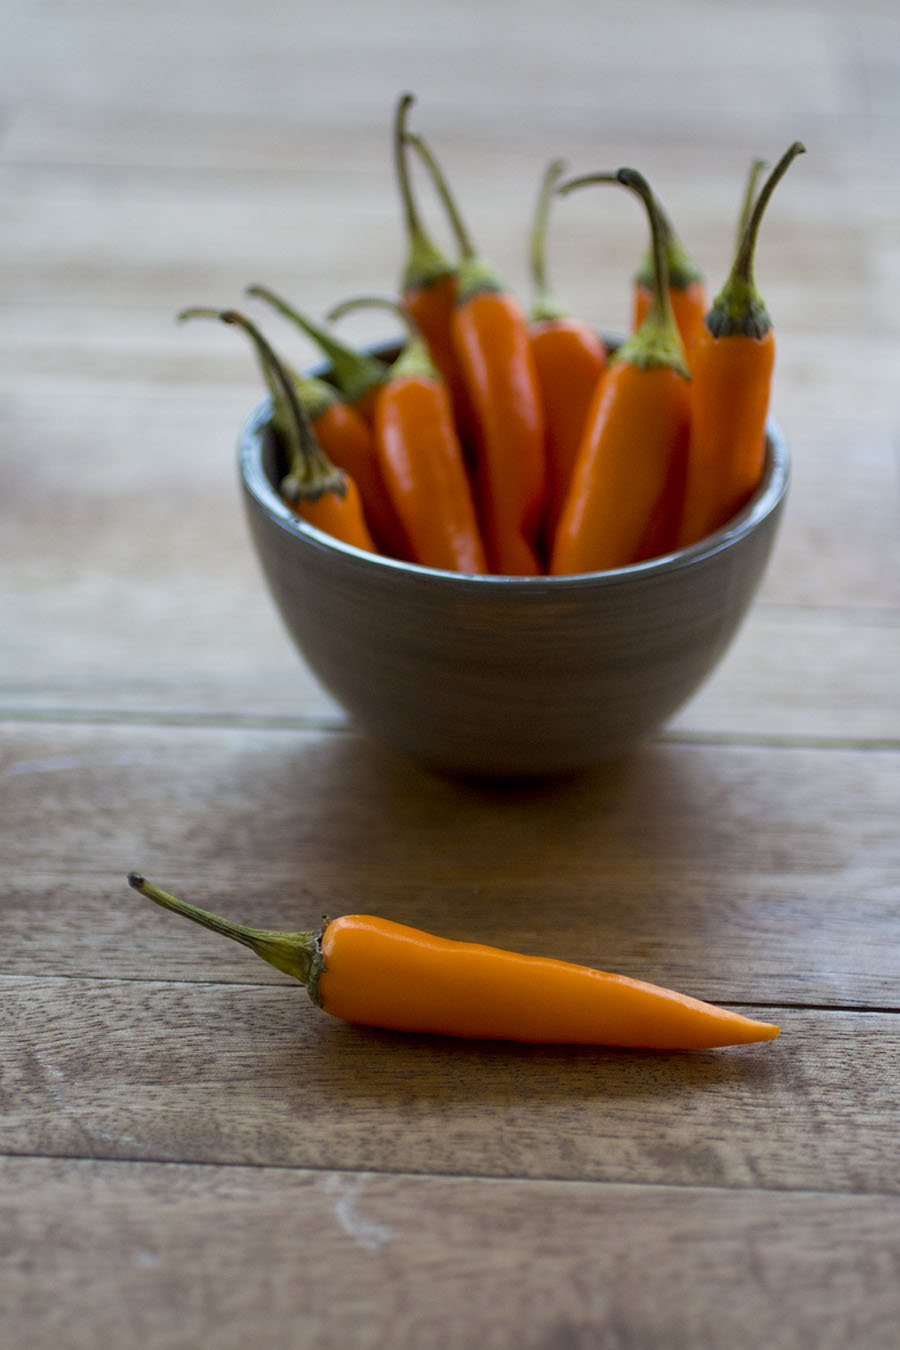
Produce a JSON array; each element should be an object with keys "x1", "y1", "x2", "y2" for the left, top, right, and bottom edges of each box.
[
  {"x1": 1, "y1": 722, "x2": 898, "y2": 1004},
  {"x1": 2, "y1": 1156, "x2": 899, "y2": 1350},
  {"x1": 2, "y1": 0, "x2": 859, "y2": 148},
  {"x1": 4, "y1": 978, "x2": 898, "y2": 1193}
]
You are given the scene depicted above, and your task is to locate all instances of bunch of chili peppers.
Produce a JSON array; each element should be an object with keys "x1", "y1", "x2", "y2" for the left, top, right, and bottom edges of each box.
[{"x1": 182, "y1": 94, "x2": 805, "y2": 577}]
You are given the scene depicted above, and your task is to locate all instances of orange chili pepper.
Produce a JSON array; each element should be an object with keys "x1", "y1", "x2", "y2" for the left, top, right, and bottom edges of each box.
[
  {"x1": 329, "y1": 296, "x2": 486, "y2": 574},
  {"x1": 288, "y1": 373, "x2": 411, "y2": 559},
  {"x1": 677, "y1": 142, "x2": 806, "y2": 549},
  {"x1": 550, "y1": 169, "x2": 691, "y2": 575},
  {"x1": 527, "y1": 158, "x2": 608, "y2": 552},
  {"x1": 245, "y1": 284, "x2": 386, "y2": 426},
  {"x1": 128, "y1": 874, "x2": 780, "y2": 1049},
  {"x1": 392, "y1": 92, "x2": 477, "y2": 451},
  {"x1": 630, "y1": 192, "x2": 706, "y2": 353},
  {"x1": 406, "y1": 131, "x2": 546, "y2": 577},
  {"x1": 179, "y1": 307, "x2": 375, "y2": 552}
]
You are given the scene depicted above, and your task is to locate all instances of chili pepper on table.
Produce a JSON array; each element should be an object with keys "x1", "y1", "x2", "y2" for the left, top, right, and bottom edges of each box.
[
  {"x1": 549, "y1": 168, "x2": 692, "y2": 575},
  {"x1": 245, "y1": 284, "x2": 387, "y2": 426},
  {"x1": 677, "y1": 142, "x2": 806, "y2": 549},
  {"x1": 127, "y1": 874, "x2": 780, "y2": 1049},
  {"x1": 392, "y1": 92, "x2": 477, "y2": 451},
  {"x1": 629, "y1": 191, "x2": 707, "y2": 353},
  {"x1": 327, "y1": 295, "x2": 487, "y2": 574},
  {"x1": 179, "y1": 307, "x2": 375, "y2": 553},
  {"x1": 405, "y1": 129, "x2": 546, "y2": 577},
  {"x1": 527, "y1": 157, "x2": 608, "y2": 554}
]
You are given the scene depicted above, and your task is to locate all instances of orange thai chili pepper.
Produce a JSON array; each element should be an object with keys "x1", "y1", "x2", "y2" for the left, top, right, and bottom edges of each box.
[
  {"x1": 179, "y1": 307, "x2": 375, "y2": 552},
  {"x1": 527, "y1": 157, "x2": 608, "y2": 552},
  {"x1": 246, "y1": 284, "x2": 386, "y2": 425},
  {"x1": 328, "y1": 296, "x2": 486, "y2": 574},
  {"x1": 128, "y1": 874, "x2": 780, "y2": 1049},
  {"x1": 550, "y1": 168, "x2": 691, "y2": 575},
  {"x1": 287, "y1": 372, "x2": 411, "y2": 559},
  {"x1": 630, "y1": 193, "x2": 706, "y2": 353},
  {"x1": 392, "y1": 92, "x2": 477, "y2": 451},
  {"x1": 677, "y1": 142, "x2": 806, "y2": 549},
  {"x1": 406, "y1": 131, "x2": 546, "y2": 577}
]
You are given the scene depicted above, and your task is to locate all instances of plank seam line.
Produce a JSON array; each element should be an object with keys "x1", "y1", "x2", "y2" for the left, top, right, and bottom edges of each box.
[
  {"x1": 2, "y1": 1150, "x2": 899, "y2": 1202},
  {"x1": 0, "y1": 709, "x2": 897, "y2": 752},
  {"x1": 3, "y1": 972, "x2": 898, "y2": 1015}
]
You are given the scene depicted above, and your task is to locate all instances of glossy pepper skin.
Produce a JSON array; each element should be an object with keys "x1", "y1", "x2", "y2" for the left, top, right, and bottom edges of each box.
[
  {"x1": 550, "y1": 167, "x2": 691, "y2": 575},
  {"x1": 294, "y1": 373, "x2": 411, "y2": 558},
  {"x1": 452, "y1": 282, "x2": 547, "y2": 576},
  {"x1": 404, "y1": 128, "x2": 546, "y2": 576},
  {"x1": 551, "y1": 361, "x2": 691, "y2": 574},
  {"x1": 128, "y1": 875, "x2": 780, "y2": 1050},
  {"x1": 527, "y1": 159, "x2": 608, "y2": 554},
  {"x1": 373, "y1": 360, "x2": 487, "y2": 574}
]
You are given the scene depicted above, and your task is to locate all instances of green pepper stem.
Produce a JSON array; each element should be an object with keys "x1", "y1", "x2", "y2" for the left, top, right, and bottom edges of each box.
[
  {"x1": 559, "y1": 169, "x2": 688, "y2": 376},
  {"x1": 403, "y1": 130, "x2": 504, "y2": 302},
  {"x1": 709, "y1": 141, "x2": 806, "y2": 339},
  {"x1": 326, "y1": 294, "x2": 436, "y2": 381},
  {"x1": 403, "y1": 131, "x2": 477, "y2": 261},
  {"x1": 245, "y1": 285, "x2": 385, "y2": 405},
  {"x1": 393, "y1": 93, "x2": 455, "y2": 292},
  {"x1": 179, "y1": 306, "x2": 345, "y2": 502},
  {"x1": 529, "y1": 158, "x2": 569, "y2": 322},
  {"x1": 736, "y1": 157, "x2": 769, "y2": 251},
  {"x1": 127, "y1": 872, "x2": 321, "y2": 987}
]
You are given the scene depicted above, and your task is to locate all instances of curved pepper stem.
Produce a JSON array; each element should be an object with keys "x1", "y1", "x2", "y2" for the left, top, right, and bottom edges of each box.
[
  {"x1": 529, "y1": 158, "x2": 570, "y2": 323},
  {"x1": 393, "y1": 92, "x2": 455, "y2": 293},
  {"x1": 327, "y1": 293, "x2": 437, "y2": 382},
  {"x1": 559, "y1": 168, "x2": 689, "y2": 377},
  {"x1": 127, "y1": 873, "x2": 322, "y2": 990},
  {"x1": 245, "y1": 284, "x2": 386, "y2": 407},
  {"x1": 708, "y1": 140, "x2": 806, "y2": 339},
  {"x1": 178, "y1": 306, "x2": 346, "y2": 503},
  {"x1": 403, "y1": 129, "x2": 504, "y2": 302}
]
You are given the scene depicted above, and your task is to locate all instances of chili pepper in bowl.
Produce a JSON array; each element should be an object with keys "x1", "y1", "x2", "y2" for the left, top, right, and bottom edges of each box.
[
  {"x1": 128, "y1": 874, "x2": 780, "y2": 1049},
  {"x1": 180, "y1": 307, "x2": 375, "y2": 552},
  {"x1": 405, "y1": 129, "x2": 546, "y2": 577},
  {"x1": 550, "y1": 168, "x2": 692, "y2": 575},
  {"x1": 677, "y1": 142, "x2": 806, "y2": 549},
  {"x1": 527, "y1": 157, "x2": 608, "y2": 553},
  {"x1": 327, "y1": 295, "x2": 487, "y2": 574},
  {"x1": 392, "y1": 92, "x2": 477, "y2": 451}
]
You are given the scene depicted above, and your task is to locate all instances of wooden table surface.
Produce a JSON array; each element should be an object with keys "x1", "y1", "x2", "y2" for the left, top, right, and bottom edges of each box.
[{"x1": 3, "y1": 2, "x2": 899, "y2": 1346}]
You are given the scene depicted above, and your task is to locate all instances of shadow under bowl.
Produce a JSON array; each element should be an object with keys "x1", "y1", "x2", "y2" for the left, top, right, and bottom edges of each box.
[{"x1": 238, "y1": 395, "x2": 789, "y2": 780}]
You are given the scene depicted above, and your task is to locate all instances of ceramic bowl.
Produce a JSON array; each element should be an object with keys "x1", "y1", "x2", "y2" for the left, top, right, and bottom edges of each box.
[{"x1": 238, "y1": 357, "x2": 789, "y2": 779}]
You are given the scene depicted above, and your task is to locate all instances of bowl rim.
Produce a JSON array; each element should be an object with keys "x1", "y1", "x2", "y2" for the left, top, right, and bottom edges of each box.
[{"x1": 238, "y1": 343, "x2": 790, "y2": 592}]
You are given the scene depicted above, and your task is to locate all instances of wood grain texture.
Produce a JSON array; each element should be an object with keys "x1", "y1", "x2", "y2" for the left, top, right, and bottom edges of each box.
[
  {"x1": 4, "y1": 981, "x2": 899, "y2": 1195},
  {"x1": 2, "y1": 721, "x2": 898, "y2": 1004},
  {"x1": 3, "y1": 1157, "x2": 899, "y2": 1350}
]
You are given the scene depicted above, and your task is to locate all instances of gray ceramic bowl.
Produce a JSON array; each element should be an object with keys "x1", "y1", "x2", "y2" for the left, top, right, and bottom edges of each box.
[{"x1": 238, "y1": 359, "x2": 789, "y2": 779}]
